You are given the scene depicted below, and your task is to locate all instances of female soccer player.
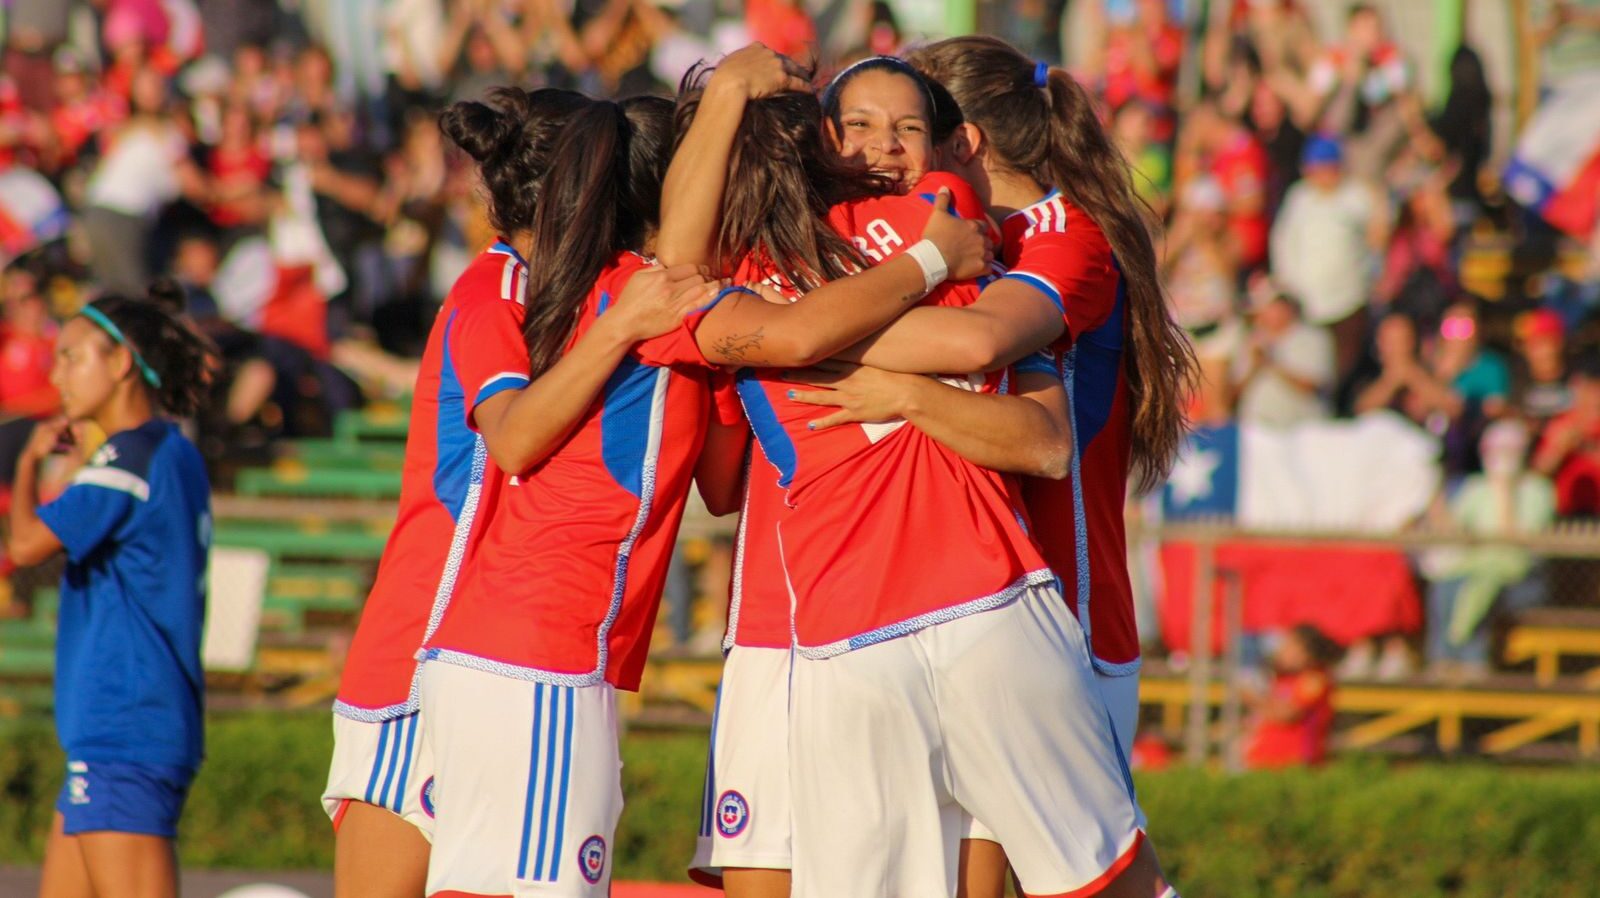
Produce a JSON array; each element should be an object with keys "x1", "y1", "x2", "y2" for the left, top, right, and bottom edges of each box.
[
  {"x1": 414, "y1": 87, "x2": 986, "y2": 897},
  {"x1": 7, "y1": 289, "x2": 216, "y2": 898},
  {"x1": 788, "y1": 35, "x2": 1197, "y2": 897},
  {"x1": 675, "y1": 50, "x2": 1085, "y2": 898},
  {"x1": 321, "y1": 88, "x2": 715, "y2": 898}
]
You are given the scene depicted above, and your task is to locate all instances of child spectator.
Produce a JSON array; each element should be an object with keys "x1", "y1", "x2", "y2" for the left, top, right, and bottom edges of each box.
[
  {"x1": 1244, "y1": 624, "x2": 1339, "y2": 769},
  {"x1": 4, "y1": 289, "x2": 217, "y2": 897},
  {"x1": 1421, "y1": 420, "x2": 1554, "y2": 682},
  {"x1": 1533, "y1": 352, "x2": 1600, "y2": 518}
]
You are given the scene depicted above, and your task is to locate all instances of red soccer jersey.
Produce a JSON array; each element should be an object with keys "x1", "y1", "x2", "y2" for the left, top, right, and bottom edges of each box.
[
  {"x1": 721, "y1": 172, "x2": 995, "y2": 653},
  {"x1": 1001, "y1": 191, "x2": 1142, "y2": 675},
  {"x1": 723, "y1": 440, "x2": 793, "y2": 650},
  {"x1": 421, "y1": 252, "x2": 722, "y2": 691},
  {"x1": 335, "y1": 240, "x2": 533, "y2": 719},
  {"x1": 736, "y1": 174, "x2": 1051, "y2": 658}
]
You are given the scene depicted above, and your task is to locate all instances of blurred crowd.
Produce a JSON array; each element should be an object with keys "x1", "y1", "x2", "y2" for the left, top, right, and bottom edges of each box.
[{"x1": 3, "y1": 0, "x2": 1600, "y2": 683}]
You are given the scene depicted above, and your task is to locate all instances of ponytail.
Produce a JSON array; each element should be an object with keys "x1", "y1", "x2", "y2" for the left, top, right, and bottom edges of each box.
[
  {"x1": 620, "y1": 95, "x2": 676, "y2": 235},
  {"x1": 85, "y1": 285, "x2": 219, "y2": 419},
  {"x1": 909, "y1": 36, "x2": 1198, "y2": 491},
  {"x1": 439, "y1": 87, "x2": 591, "y2": 236},
  {"x1": 521, "y1": 101, "x2": 630, "y2": 379},
  {"x1": 1040, "y1": 68, "x2": 1196, "y2": 490}
]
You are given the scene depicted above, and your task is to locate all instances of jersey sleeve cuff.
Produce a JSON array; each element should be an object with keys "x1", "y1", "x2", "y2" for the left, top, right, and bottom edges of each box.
[
  {"x1": 472, "y1": 372, "x2": 532, "y2": 412},
  {"x1": 1001, "y1": 270, "x2": 1066, "y2": 316},
  {"x1": 1011, "y1": 351, "x2": 1058, "y2": 377}
]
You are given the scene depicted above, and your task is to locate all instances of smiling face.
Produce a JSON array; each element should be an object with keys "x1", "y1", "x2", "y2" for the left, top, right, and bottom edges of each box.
[
  {"x1": 831, "y1": 68, "x2": 935, "y2": 192},
  {"x1": 51, "y1": 317, "x2": 125, "y2": 421}
]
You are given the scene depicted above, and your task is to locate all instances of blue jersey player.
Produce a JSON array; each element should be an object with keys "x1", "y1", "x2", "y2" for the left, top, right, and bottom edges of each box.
[{"x1": 5, "y1": 286, "x2": 216, "y2": 898}]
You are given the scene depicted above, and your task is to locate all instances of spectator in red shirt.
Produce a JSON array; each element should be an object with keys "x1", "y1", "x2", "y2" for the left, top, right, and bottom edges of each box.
[
  {"x1": 0, "y1": 258, "x2": 57, "y2": 421},
  {"x1": 1533, "y1": 353, "x2": 1600, "y2": 519},
  {"x1": 1100, "y1": 0, "x2": 1185, "y2": 138},
  {"x1": 1179, "y1": 99, "x2": 1271, "y2": 271},
  {"x1": 45, "y1": 49, "x2": 127, "y2": 173},
  {"x1": 1245, "y1": 624, "x2": 1339, "y2": 769},
  {"x1": 746, "y1": 0, "x2": 816, "y2": 62},
  {"x1": 206, "y1": 103, "x2": 271, "y2": 230},
  {"x1": 0, "y1": 256, "x2": 58, "y2": 491}
]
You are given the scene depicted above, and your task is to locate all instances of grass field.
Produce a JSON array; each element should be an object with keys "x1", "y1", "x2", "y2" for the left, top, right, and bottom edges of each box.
[{"x1": 3, "y1": 712, "x2": 1598, "y2": 896}]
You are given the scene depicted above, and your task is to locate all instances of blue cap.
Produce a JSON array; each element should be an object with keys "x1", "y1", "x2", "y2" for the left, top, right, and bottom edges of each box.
[{"x1": 1302, "y1": 134, "x2": 1342, "y2": 167}]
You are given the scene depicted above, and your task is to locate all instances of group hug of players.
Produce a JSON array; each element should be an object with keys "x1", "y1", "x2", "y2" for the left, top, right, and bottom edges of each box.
[{"x1": 323, "y1": 35, "x2": 1198, "y2": 898}]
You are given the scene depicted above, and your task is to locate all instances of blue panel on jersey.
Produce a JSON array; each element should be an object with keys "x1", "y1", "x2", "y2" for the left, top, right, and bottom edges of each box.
[
  {"x1": 1069, "y1": 274, "x2": 1126, "y2": 447},
  {"x1": 597, "y1": 290, "x2": 612, "y2": 316},
  {"x1": 735, "y1": 372, "x2": 796, "y2": 489},
  {"x1": 601, "y1": 357, "x2": 659, "y2": 498},
  {"x1": 434, "y1": 312, "x2": 475, "y2": 520},
  {"x1": 916, "y1": 192, "x2": 962, "y2": 217}
]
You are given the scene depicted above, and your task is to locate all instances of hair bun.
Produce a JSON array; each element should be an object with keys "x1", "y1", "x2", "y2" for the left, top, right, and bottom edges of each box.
[
  {"x1": 439, "y1": 97, "x2": 519, "y2": 164},
  {"x1": 144, "y1": 276, "x2": 187, "y2": 315}
]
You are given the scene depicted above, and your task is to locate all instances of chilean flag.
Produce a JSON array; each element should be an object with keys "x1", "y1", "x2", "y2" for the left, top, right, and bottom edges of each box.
[
  {"x1": 1157, "y1": 414, "x2": 1438, "y2": 651},
  {"x1": 1505, "y1": 70, "x2": 1600, "y2": 242}
]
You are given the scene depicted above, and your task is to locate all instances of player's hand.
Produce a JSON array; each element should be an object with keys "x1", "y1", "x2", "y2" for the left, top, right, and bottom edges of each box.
[
  {"x1": 919, "y1": 188, "x2": 993, "y2": 282},
  {"x1": 610, "y1": 264, "x2": 718, "y2": 342},
  {"x1": 711, "y1": 43, "x2": 811, "y2": 99},
  {"x1": 20, "y1": 417, "x2": 71, "y2": 465},
  {"x1": 783, "y1": 360, "x2": 921, "y2": 429}
]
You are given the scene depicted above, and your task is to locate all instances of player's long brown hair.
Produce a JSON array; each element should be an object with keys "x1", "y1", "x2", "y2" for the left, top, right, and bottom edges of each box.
[
  {"x1": 909, "y1": 36, "x2": 1197, "y2": 491},
  {"x1": 674, "y1": 65, "x2": 889, "y2": 292},
  {"x1": 520, "y1": 100, "x2": 663, "y2": 378}
]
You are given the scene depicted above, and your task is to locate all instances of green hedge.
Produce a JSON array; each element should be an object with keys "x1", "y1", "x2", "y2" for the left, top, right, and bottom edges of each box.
[{"x1": 4, "y1": 712, "x2": 1599, "y2": 897}]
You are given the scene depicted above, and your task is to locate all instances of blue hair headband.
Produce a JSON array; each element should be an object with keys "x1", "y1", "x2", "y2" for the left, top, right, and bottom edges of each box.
[
  {"x1": 79, "y1": 305, "x2": 162, "y2": 389},
  {"x1": 822, "y1": 55, "x2": 937, "y2": 121},
  {"x1": 1034, "y1": 62, "x2": 1050, "y2": 88}
]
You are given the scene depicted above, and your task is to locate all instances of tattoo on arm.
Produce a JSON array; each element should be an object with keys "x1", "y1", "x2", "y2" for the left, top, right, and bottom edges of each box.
[{"x1": 714, "y1": 327, "x2": 766, "y2": 364}]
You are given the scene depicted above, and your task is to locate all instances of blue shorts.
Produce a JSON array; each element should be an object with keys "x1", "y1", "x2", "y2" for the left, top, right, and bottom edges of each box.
[{"x1": 56, "y1": 759, "x2": 194, "y2": 838}]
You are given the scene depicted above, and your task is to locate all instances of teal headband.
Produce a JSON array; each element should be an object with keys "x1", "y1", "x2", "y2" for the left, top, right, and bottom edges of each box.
[{"x1": 79, "y1": 305, "x2": 162, "y2": 389}]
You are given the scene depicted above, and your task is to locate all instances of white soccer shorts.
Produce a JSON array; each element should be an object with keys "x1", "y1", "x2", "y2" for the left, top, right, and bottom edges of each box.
[
  {"x1": 690, "y1": 645, "x2": 793, "y2": 885},
  {"x1": 323, "y1": 710, "x2": 436, "y2": 840},
  {"x1": 419, "y1": 661, "x2": 623, "y2": 897},
  {"x1": 789, "y1": 583, "x2": 1144, "y2": 898},
  {"x1": 964, "y1": 668, "x2": 1145, "y2": 842}
]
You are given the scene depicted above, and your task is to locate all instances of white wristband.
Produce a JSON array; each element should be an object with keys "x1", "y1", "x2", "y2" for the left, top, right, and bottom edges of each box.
[{"x1": 903, "y1": 239, "x2": 949, "y2": 294}]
